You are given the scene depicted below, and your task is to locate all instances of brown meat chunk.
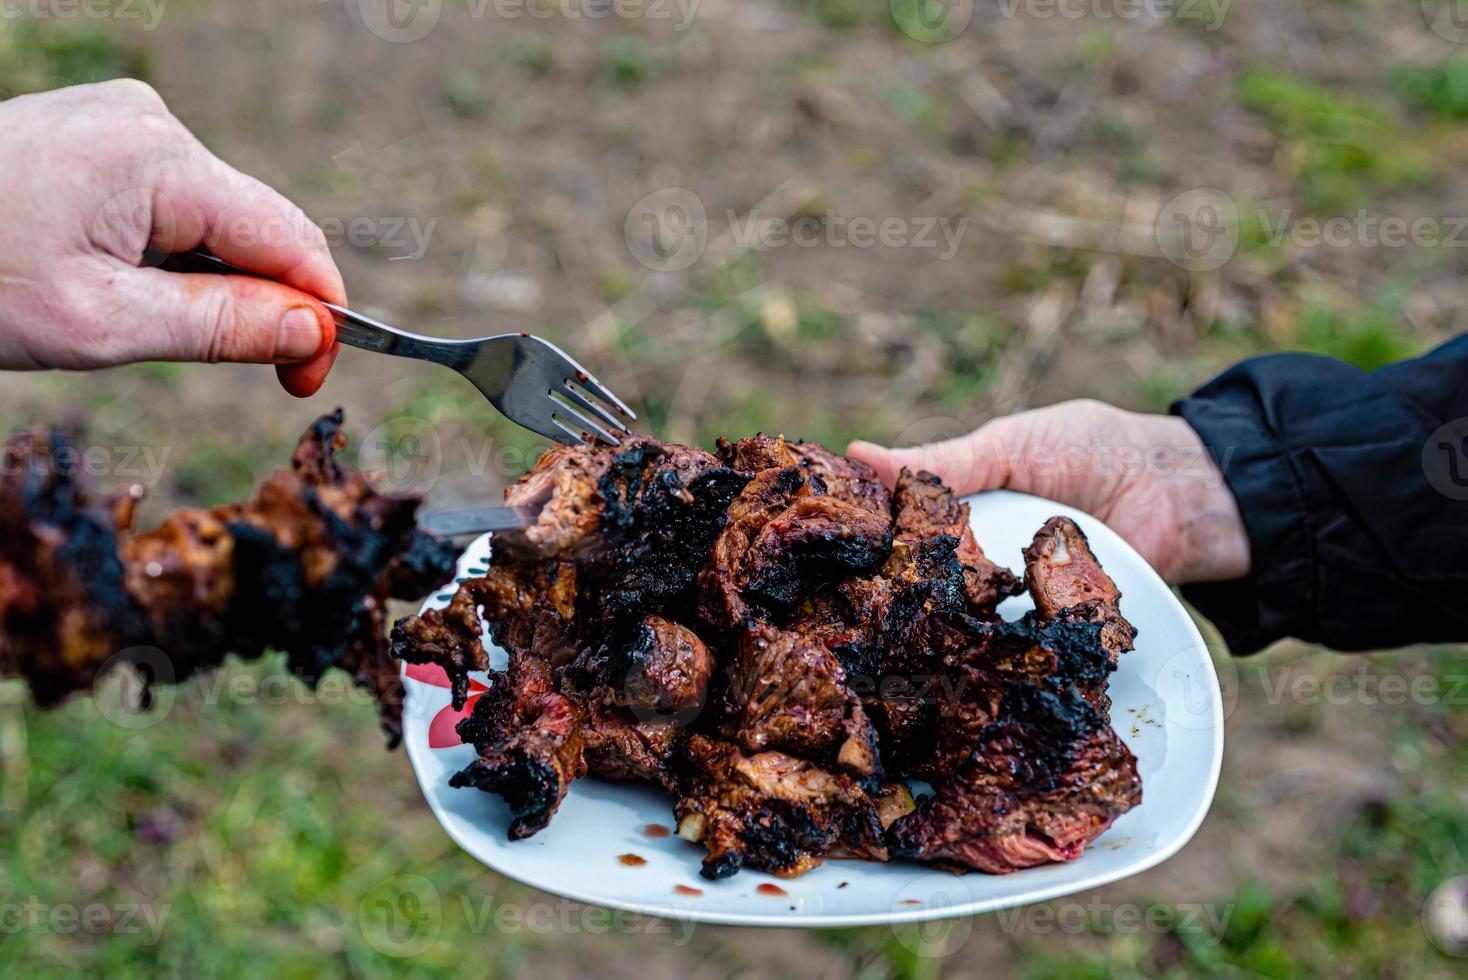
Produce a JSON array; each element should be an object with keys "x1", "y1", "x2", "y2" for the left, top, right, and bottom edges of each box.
[
  {"x1": 787, "y1": 441, "x2": 892, "y2": 515},
  {"x1": 673, "y1": 735, "x2": 887, "y2": 879},
  {"x1": 888, "y1": 684, "x2": 1140, "y2": 873},
  {"x1": 0, "y1": 411, "x2": 456, "y2": 744},
  {"x1": 1024, "y1": 516, "x2": 1137, "y2": 662},
  {"x1": 894, "y1": 468, "x2": 1021, "y2": 616},
  {"x1": 451, "y1": 643, "x2": 588, "y2": 839},
  {"x1": 722, "y1": 624, "x2": 880, "y2": 784}
]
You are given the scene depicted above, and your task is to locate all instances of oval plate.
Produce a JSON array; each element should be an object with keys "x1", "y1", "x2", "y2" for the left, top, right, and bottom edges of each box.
[{"x1": 401, "y1": 489, "x2": 1224, "y2": 927}]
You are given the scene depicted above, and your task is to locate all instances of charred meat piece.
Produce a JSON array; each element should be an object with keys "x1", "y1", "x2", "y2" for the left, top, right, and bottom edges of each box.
[
  {"x1": 597, "y1": 615, "x2": 714, "y2": 720},
  {"x1": 787, "y1": 535, "x2": 967, "y2": 680},
  {"x1": 738, "y1": 495, "x2": 892, "y2": 614},
  {"x1": 673, "y1": 735, "x2": 887, "y2": 879},
  {"x1": 888, "y1": 684, "x2": 1141, "y2": 874},
  {"x1": 494, "y1": 438, "x2": 749, "y2": 625},
  {"x1": 966, "y1": 613, "x2": 1117, "y2": 716},
  {"x1": 722, "y1": 625, "x2": 880, "y2": 784},
  {"x1": 452, "y1": 640, "x2": 588, "y2": 839},
  {"x1": 716, "y1": 433, "x2": 799, "y2": 472},
  {"x1": 582, "y1": 693, "x2": 685, "y2": 792},
  {"x1": 787, "y1": 441, "x2": 892, "y2": 515},
  {"x1": 1024, "y1": 517, "x2": 1136, "y2": 661},
  {"x1": 700, "y1": 467, "x2": 893, "y2": 629},
  {"x1": 391, "y1": 561, "x2": 577, "y2": 709},
  {"x1": 894, "y1": 468, "x2": 1021, "y2": 617},
  {"x1": 0, "y1": 411, "x2": 457, "y2": 743},
  {"x1": 698, "y1": 465, "x2": 813, "y2": 629}
]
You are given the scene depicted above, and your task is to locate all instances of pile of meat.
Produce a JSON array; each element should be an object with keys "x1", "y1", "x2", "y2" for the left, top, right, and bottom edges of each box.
[
  {"x1": 0, "y1": 411, "x2": 458, "y2": 744},
  {"x1": 393, "y1": 435, "x2": 1142, "y2": 880}
]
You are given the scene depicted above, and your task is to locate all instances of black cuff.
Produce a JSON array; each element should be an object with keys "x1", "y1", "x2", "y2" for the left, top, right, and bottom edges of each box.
[{"x1": 1172, "y1": 389, "x2": 1316, "y2": 654}]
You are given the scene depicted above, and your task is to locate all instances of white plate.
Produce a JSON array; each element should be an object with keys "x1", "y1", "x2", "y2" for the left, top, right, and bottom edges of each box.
[{"x1": 401, "y1": 489, "x2": 1223, "y2": 927}]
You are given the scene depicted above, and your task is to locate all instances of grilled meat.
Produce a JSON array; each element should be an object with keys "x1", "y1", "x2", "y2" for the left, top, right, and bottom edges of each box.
[
  {"x1": 887, "y1": 518, "x2": 1141, "y2": 871},
  {"x1": 893, "y1": 468, "x2": 1022, "y2": 617},
  {"x1": 888, "y1": 684, "x2": 1141, "y2": 873},
  {"x1": 452, "y1": 627, "x2": 588, "y2": 838},
  {"x1": 673, "y1": 734, "x2": 888, "y2": 879},
  {"x1": 787, "y1": 441, "x2": 892, "y2": 515},
  {"x1": 0, "y1": 411, "x2": 457, "y2": 743},
  {"x1": 722, "y1": 624, "x2": 881, "y2": 784},
  {"x1": 495, "y1": 437, "x2": 749, "y2": 625},
  {"x1": 392, "y1": 436, "x2": 1141, "y2": 879},
  {"x1": 1024, "y1": 516, "x2": 1136, "y2": 662}
]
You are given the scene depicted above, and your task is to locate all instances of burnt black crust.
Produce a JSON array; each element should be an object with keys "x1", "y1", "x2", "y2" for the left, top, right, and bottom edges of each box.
[
  {"x1": 587, "y1": 444, "x2": 750, "y2": 623},
  {"x1": 449, "y1": 754, "x2": 560, "y2": 840}
]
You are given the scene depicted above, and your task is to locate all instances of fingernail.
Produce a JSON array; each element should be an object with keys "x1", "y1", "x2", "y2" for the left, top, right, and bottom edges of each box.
[{"x1": 276, "y1": 307, "x2": 323, "y2": 361}]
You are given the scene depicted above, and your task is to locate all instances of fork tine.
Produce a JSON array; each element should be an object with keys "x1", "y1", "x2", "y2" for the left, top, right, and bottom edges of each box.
[
  {"x1": 553, "y1": 381, "x2": 631, "y2": 435},
  {"x1": 550, "y1": 403, "x2": 621, "y2": 447},
  {"x1": 548, "y1": 415, "x2": 594, "y2": 447},
  {"x1": 574, "y1": 371, "x2": 637, "y2": 423},
  {"x1": 523, "y1": 334, "x2": 638, "y2": 423}
]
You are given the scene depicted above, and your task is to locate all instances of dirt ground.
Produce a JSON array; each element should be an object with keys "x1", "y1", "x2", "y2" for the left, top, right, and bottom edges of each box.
[{"x1": 3, "y1": 0, "x2": 1468, "y2": 976}]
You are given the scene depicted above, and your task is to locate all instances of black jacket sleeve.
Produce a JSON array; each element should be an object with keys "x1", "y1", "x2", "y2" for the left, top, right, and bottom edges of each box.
[{"x1": 1171, "y1": 334, "x2": 1468, "y2": 655}]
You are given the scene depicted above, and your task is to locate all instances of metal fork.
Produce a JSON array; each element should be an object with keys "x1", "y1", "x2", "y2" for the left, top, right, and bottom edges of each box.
[{"x1": 161, "y1": 248, "x2": 635, "y2": 447}]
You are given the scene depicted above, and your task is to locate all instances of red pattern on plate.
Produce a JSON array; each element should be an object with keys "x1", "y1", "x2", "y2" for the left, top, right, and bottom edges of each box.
[
  {"x1": 405, "y1": 661, "x2": 453, "y2": 688},
  {"x1": 427, "y1": 679, "x2": 490, "y2": 748}
]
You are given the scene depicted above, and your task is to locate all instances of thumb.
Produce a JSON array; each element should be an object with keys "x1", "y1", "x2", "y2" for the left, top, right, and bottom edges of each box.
[
  {"x1": 847, "y1": 423, "x2": 1015, "y2": 495},
  {"x1": 104, "y1": 266, "x2": 335, "y2": 366}
]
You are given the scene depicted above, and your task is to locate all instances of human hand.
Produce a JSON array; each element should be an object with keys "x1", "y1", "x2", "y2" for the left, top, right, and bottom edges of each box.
[
  {"x1": 848, "y1": 400, "x2": 1251, "y2": 584},
  {"x1": 0, "y1": 79, "x2": 342, "y2": 396}
]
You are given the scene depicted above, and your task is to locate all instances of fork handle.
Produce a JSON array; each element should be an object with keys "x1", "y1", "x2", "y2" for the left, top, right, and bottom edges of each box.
[{"x1": 160, "y1": 248, "x2": 470, "y2": 370}]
